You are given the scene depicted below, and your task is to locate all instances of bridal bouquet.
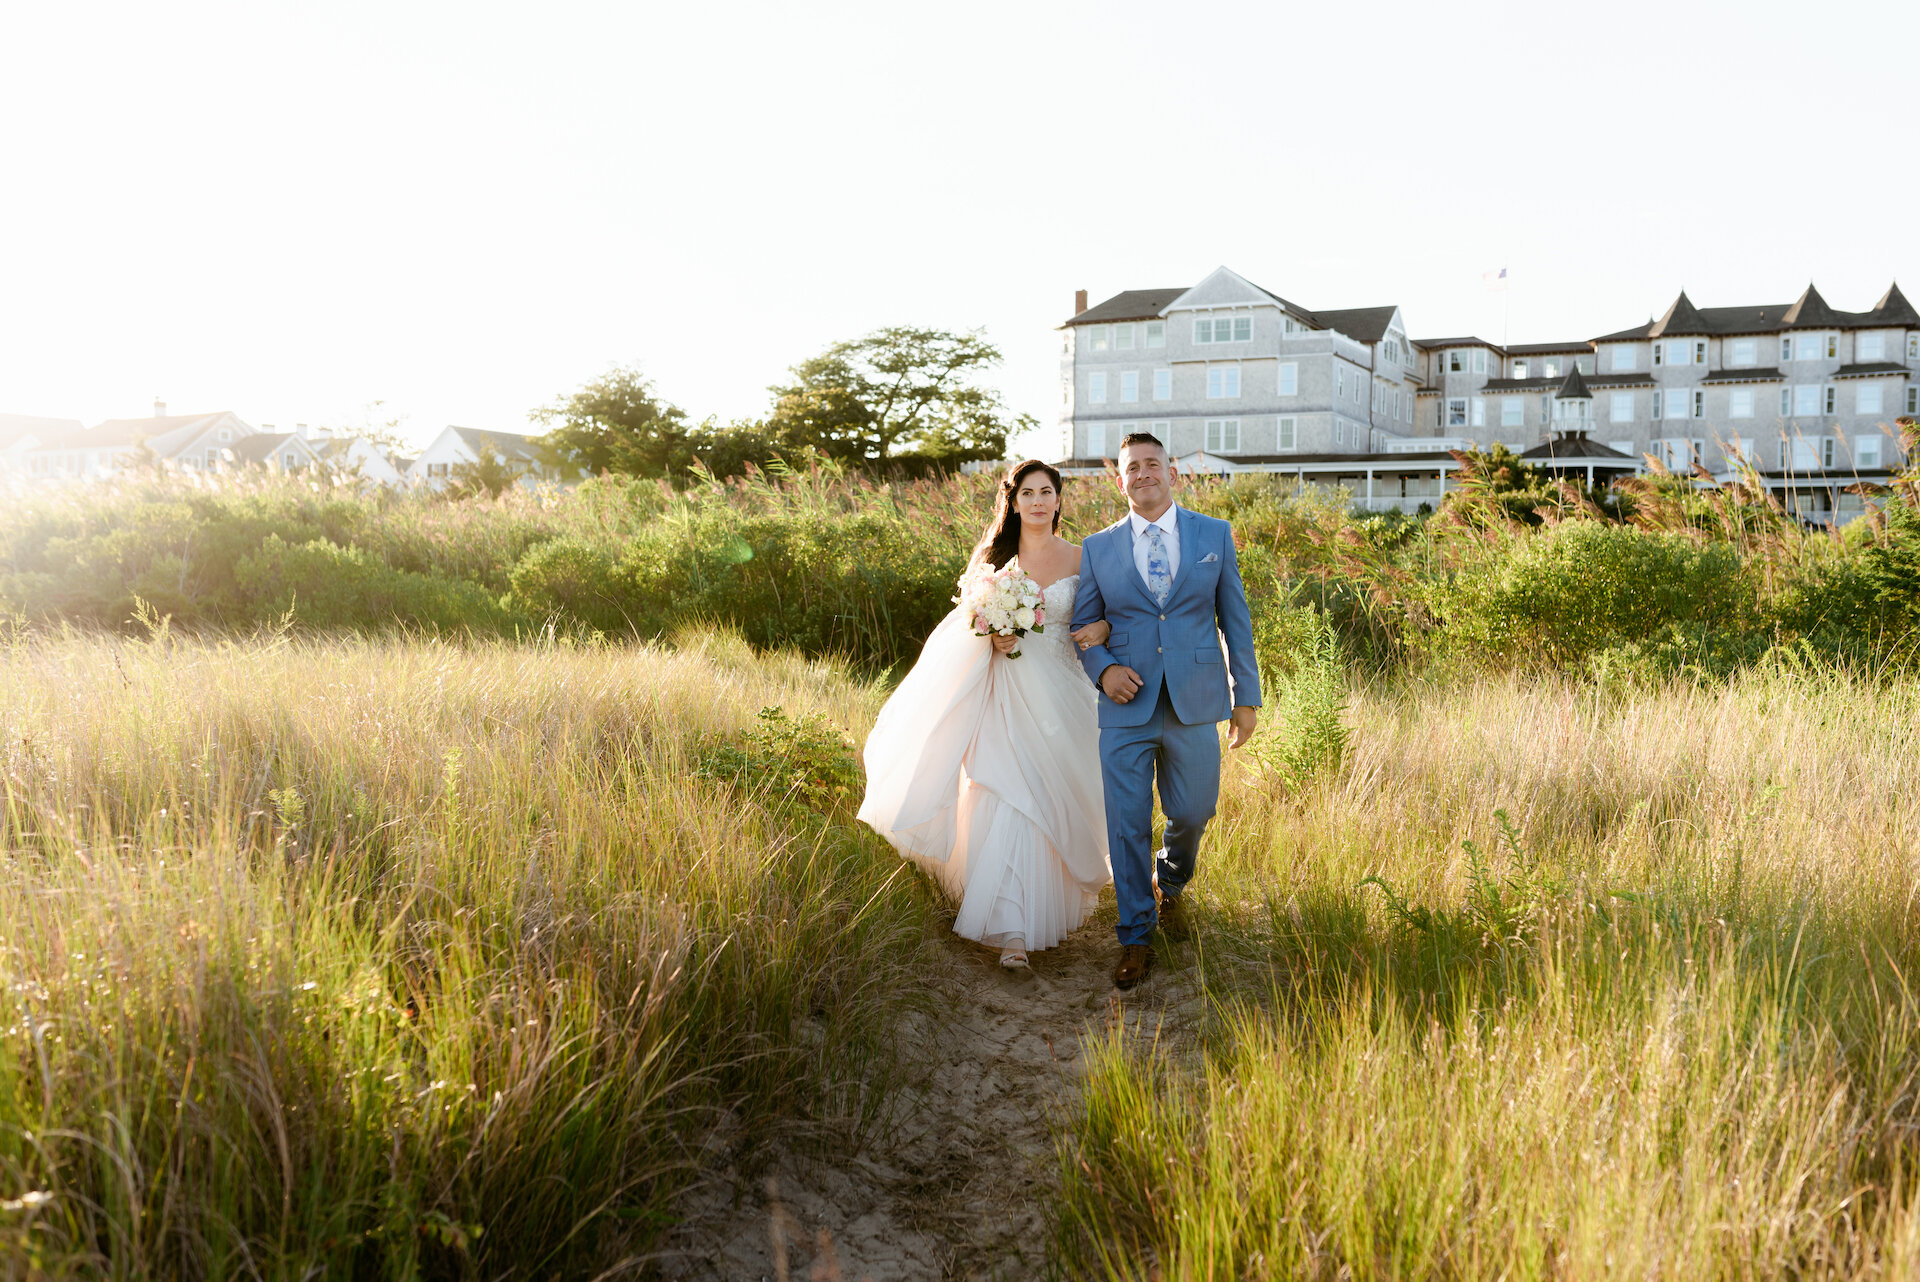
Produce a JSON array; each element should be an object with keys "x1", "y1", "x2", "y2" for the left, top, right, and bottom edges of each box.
[{"x1": 956, "y1": 558, "x2": 1046, "y2": 657}]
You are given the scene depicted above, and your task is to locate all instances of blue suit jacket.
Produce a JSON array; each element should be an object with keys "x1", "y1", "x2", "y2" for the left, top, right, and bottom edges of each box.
[{"x1": 1071, "y1": 507, "x2": 1261, "y2": 728}]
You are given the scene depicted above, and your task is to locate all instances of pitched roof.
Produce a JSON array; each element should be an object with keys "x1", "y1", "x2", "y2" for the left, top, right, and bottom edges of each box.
[
  {"x1": 0, "y1": 413, "x2": 82, "y2": 450},
  {"x1": 1505, "y1": 340, "x2": 1592, "y2": 354},
  {"x1": 1520, "y1": 435, "x2": 1635, "y2": 462},
  {"x1": 59, "y1": 412, "x2": 232, "y2": 449},
  {"x1": 1311, "y1": 306, "x2": 1399, "y2": 343},
  {"x1": 1650, "y1": 291, "x2": 1711, "y2": 337},
  {"x1": 1782, "y1": 283, "x2": 1844, "y2": 329},
  {"x1": 1870, "y1": 282, "x2": 1920, "y2": 326},
  {"x1": 1556, "y1": 367, "x2": 1592, "y2": 399},
  {"x1": 229, "y1": 433, "x2": 322, "y2": 464},
  {"x1": 1065, "y1": 288, "x2": 1188, "y2": 327},
  {"x1": 1414, "y1": 336, "x2": 1503, "y2": 351},
  {"x1": 451, "y1": 426, "x2": 540, "y2": 462}
]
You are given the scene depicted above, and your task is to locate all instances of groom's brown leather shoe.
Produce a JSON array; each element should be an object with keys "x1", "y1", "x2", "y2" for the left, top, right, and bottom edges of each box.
[
  {"x1": 1113, "y1": 944, "x2": 1152, "y2": 990},
  {"x1": 1157, "y1": 892, "x2": 1190, "y2": 941}
]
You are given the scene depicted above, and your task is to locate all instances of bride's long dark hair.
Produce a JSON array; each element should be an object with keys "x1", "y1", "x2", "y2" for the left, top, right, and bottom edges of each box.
[{"x1": 972, "y1": 459, "x2": 1063, "y2": 570}]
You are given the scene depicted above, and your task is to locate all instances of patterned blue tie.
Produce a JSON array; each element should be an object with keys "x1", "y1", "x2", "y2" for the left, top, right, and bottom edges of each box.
[{"x1": 1145, "y1": 524, "x2": 1172, "y2": 606}]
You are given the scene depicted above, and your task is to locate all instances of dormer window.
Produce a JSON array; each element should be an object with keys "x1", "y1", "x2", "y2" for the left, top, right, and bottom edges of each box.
[
  {"x1": 1513, "y1": 360, "x2": 1529, "y2": 378},
  {"x1": 1544, "y1": 359, "x2": 1560, "y2": 378},
  {"x1": 1145, "y1": 322, "x2": 1165, "y2": 349}
]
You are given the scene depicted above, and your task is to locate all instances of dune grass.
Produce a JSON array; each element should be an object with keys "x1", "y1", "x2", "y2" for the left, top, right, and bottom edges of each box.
[
  {"x1": 1056, "y1": 667, "x2": 1920, "y2": 1278},
  {"x1": 0, "y1": 626, "x2": 930, "y2": 1278}
]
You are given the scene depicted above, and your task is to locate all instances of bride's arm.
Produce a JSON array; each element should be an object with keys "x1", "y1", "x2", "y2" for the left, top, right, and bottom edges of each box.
[{"x1": 1070, "y1": 619, "x2": 1110, "y2": 650}]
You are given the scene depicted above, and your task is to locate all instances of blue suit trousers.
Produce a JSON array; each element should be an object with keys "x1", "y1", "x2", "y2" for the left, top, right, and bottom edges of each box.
[{"x1": 1101, "y1": 684, "x2": 1221, "y2": 946}]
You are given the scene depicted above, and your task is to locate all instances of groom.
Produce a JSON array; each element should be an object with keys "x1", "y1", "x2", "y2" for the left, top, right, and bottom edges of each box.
[{"x1": 1071, "y1": 431, "x2": 1260, "y2": 990}]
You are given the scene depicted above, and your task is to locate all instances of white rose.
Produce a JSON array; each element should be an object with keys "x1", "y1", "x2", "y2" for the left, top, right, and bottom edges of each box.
[{"x1": 1014, "y1": 606, "x2": 1036, "y2": 630}]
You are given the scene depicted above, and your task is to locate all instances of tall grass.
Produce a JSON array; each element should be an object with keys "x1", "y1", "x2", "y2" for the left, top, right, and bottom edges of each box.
[
  {"x1": 0, "y1": 627, "x2": 931, "y2": 1277},
  {"x1": 1056, "y1": 667, "x2": 1920, "y2": 1278}
]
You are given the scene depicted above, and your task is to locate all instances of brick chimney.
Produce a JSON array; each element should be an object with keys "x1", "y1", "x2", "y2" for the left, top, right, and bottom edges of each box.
[
  {"x1": 1074, "y1": 289, "x2": 1088, "y2": 315},
  {"x1": 152, "y1": 399, "x2": 166, "y2": 418}
]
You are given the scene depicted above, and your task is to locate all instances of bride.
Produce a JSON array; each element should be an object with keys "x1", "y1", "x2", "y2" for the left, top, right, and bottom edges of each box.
[{"x1": 857, "y1": 459, "x2": 1112, "y2": 968}]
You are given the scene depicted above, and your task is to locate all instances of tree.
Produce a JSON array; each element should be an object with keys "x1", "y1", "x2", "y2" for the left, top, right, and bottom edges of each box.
[
  {"x1": 446, "y1": 443, "x2": 522, "y2": 499},
  {"x1": 766, "y1": 327, "x2": 1032, "y2": 466},
  {"x1": 533, "y1": 366, "x2": 691, "y2": 478}
]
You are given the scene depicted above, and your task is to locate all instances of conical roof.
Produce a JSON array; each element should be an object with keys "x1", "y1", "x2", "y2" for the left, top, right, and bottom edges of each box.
[
  {"x1": 1650, "y1": 290, "x2": 1709, "y2": 336},
  {"x1": 1555, "y1": 366, "x2": 1592, "y2": 399},
  {"x1": 1870, "y1": 281, "x2": 1920, "y2": 327},
  {"x1": 1782, "y1": 283, "x2": 1842, "y2": 328}
]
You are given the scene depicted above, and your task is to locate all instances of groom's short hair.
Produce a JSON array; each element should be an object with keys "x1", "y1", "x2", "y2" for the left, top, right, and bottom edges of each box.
[{"x1": 1118, "y1": 430, "x2": 1165, "y2": 455}]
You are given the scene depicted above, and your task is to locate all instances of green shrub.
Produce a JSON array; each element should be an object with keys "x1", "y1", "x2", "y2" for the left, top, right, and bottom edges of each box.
[
  {"x1": 1418, "y1": 522, "x2": 1764, "y2": 674},
  {"x1": 509, "y1": 537, "x2": 630, "y2": 634},
  {"x1": 234, "y1": 534, "x2": 520, "y2": 633}
]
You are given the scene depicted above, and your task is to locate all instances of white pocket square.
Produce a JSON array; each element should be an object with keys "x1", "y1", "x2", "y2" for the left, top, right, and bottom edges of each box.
[{"x1": 1198, "y1": 552, "x2": 1219, "y2": 564}]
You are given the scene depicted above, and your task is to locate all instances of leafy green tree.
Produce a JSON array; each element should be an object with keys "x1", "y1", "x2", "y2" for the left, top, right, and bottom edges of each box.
[
  {"x1": 766, "y1": 327, "x2": 1031, "y2": 466},
  {"x1": 447, "y1": 443, "x2": 523, "y2": 499},
  {"x1": 533, "y1": 366, "x2": 691, "y2": 478}
]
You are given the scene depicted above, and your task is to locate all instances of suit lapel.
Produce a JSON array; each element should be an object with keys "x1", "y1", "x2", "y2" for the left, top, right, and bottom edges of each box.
[{"x1": 1162, "y1": 507, "x2": 1208, "y2": 611}]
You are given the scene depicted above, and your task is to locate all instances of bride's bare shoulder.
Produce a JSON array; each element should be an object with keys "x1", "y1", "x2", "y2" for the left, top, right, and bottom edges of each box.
[{"x1": 1065, "y1": 540, "x2": 1084, "y2": 572}]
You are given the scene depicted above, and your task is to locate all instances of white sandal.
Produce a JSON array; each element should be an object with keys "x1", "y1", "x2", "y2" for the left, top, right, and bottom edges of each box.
[{"x1": 999, "y1": 943, "x2": 1030, "y2": 969}]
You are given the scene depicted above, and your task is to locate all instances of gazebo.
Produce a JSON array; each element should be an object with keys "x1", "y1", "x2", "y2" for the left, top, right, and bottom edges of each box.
[{"x1": 1520, "y1": 367, "x2": 1641, "y2": 487}]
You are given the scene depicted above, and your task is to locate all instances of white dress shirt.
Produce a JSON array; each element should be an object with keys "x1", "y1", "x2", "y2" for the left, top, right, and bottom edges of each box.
[{"x1": 1127, "y1": 505, "x2": 1180, "y2": 593}]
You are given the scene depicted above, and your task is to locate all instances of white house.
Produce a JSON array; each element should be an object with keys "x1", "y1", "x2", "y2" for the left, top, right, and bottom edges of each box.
[
  {"x1": 0, "y1": 414, "x2": 79, "y2": 478},
  {"x1": 230, "y1": 431, "x2": 328, "y2": 474},
  {"x1": 22, "y1": 404, "x2": 259, "y2": 479},
  {"x1": 312, "y1": 434, "x2": 408, "y2": 485},
  {"x1": 407, "y1": 426, "x2": 555, "y2": 489}
]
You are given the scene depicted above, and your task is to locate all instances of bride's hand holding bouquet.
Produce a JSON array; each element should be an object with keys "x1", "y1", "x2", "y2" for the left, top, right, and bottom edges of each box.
[{"x1": 956, "y1": 557, "x2": 1045, "y2": 658}]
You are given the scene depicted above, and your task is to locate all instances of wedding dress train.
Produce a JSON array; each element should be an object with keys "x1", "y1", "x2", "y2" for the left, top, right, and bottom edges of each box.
[{"x1": 858, "y1": 574, "x2": 1109, "y2": 952}]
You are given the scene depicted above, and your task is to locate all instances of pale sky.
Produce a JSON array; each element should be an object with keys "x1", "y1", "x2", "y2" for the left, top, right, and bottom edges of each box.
[{"x1": 3, "y1": 0, "x2": 1917, "y2": 458}]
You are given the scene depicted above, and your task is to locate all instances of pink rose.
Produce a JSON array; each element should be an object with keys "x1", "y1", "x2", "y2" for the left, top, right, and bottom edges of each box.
[
  {"x1": 1033, "y1": 608, "x2": 1045, "y2": 626},
  {"x1": 974, "y1": 614, "x2": 990, "y2": 633}
]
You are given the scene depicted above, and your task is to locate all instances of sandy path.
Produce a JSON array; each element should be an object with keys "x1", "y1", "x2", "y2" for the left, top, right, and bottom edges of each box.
[{"x1": 660, "y1": 919, "x2": 1206, "y2": 1281}]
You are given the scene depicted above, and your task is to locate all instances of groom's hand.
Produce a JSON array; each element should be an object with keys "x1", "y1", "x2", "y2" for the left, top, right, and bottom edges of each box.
[
  {"x1": 1228, "y1": 706, "x2": 1258, "y2": 749},
  {"x1": 1100, "y1": 665, "x2": 1143, "y2": 704}
]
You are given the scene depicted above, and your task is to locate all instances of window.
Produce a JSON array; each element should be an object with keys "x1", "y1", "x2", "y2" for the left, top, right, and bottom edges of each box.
[
  {"x1": 1780, "y1": 388, "x2": 1791, "y2": 415},
  {"x1": 1547, "y1": 359, "x2": 1563, "y2": 378},
  {"x1": 1335, "y1": 419, "x2": 1346, "y2": 446},
  {"x1": 1089, "y1": 372, "x2": 1108, "y2": 403},
  {"x1": 1153, "y1": 369, "x2": 1172, "y2": 400},
  {"x1": 1730, "y1": 387, "x2": 1755, "y2": 419},
  {"x1": 1828, "y1": 334, "x2": 1838, "y2": 359},
  {"x1": 1336, "y1": 368, "x2": 1345, "y2": 398},
  {"x1": 1824, "y1": 385, "x2": 1836, "y2": 414},
  {"x1": 1858, "y1": 384, "x2": 1884, "y2": 415},
  {"x1": 1278, "y1": 416, "x2": 1297, "y2": 450},
  {"x1": 1729, "y1": 438, "x2": 1756, "y2": 465},
  {"x1": 1781, "y1": 336, "x2": 1792, "y2": 361},
  {"x1": 1859, "y1": 333, "x2": 1884, "y2": 361},
  {"x1": 1471, "y1": 397, "x2": 1486, "y2": 427},
  {"x1": 1090, "y1": 327, "x2": 1110, "y2": 352},
  {"x1": 284, "y1": 452, "x2": 299, "y2": 469},
  {"x1": 1822, "y1": 436, "x2": 1837, "y2": 468},
  {"x1": 1611, "y1": 391, "x2": 1635, "y2": 422},
  {"x1": 1670, "y1": 341, "x2": 1693, "y2": 365},
  {"x1": 1152, "y1": 420, "x2": 1170, "y2": 439},
  {"x1": 1909, "y1": 387, "x2": 1918, "y2": 415},
  {"x1": 1858, "y1": 434, "x2": 1882, "y2": 468},
  {"x1": 1473, "y1": 349, "x2": 1487, "y2": 374},
  {"x1": 1086, "y1": 423, "x2": 1105, "y2": 458},
  {"x1": 1909, "y1": 334, "x2": 1918, "y2": 360},
  {"x1": 1693, "y1": 390, "x2": 1704, "y2": 418},
  {"x1": 1664, "y1": 388, "x2": 1690, "y2": 419},
  {"x1": 1694, "y1": 341, "x2": 1707, "y2": 365},
  {"x1": 1205, "y1": 419, "x2": 1241, "y2": 452},
  {"x1": 1447, "y1": 398, "x2": 1467, "y2": 427},
  {"x1": 1120, "y1": 370, "x2": 1139, "y2": 403},
  {"x1": 1793, "y1": 384, "x2": 1820, "y2": 415},
  {"x1": 207, "y1": 450, "x2": 219, "y2": 466},
  {"x1": 1207, "y1": 366, "x2": 1241, "y2": 398},
  {"x1": 1501, "y1": 397, "x2": 1524, "y2": 427},
  {"x1": 1613, "y1": 347, "x2": 1637, "y2": 371},
  {"x1": 1193, "y1": 316, "x2": 1252, "y2": 344},
  {"x1": 1609, "y1": 440, "x2": 1635, "y2": 457},
  {"x1": 428, "y1": 462, "x2": 449, "y2": 477},
  {"x1": 1652, "y1": 391, "x2": 1663, "y2": 420},
  {"x1": 218, "y1": 428, "x2": 232, "y2": 442},
  {"x1": 1146, "y1": 322, "x2": 1165, "y2": 348},
  {"x1": 1799, "y1": 333, "x2": 1824, "y2": 360},
  {"x1": 1653, "y1": 342, "x2": 1663, "y2": 367},
  {"x1": 1278, "y1": 362, "x2": 1297, "y2": 396},
  {"x1": 1732, "y1": 338, "x2": 1756, "y2": 366},
  {"x1": 1114, "y1": 324, "x2": 1134, "y2": 351},
  {"x1": 1449, "y1": 351, "x2": 1463, "y2": 372},
  {"x1": 1513, "y1": 360, "x2": 1529, "y2": 379}
]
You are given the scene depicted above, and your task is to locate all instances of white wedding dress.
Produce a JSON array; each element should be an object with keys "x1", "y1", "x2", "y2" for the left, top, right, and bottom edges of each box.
[{"x1": 858, "y1": 574, "x2": 1110, "y2": 952}]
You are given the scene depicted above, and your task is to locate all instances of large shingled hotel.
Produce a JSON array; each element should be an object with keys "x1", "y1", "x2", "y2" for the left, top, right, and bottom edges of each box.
[{"x1": 1057, "y1": 266, "x2": 1915, "y2": 524}]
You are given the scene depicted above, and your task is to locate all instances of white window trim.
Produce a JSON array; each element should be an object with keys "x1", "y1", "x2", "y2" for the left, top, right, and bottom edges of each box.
[
  {"x1": 1152, "y1": 368, "x2": 1172, "y2": 401},
  {"x1": 1120, "y1": 370, "x2": 1139, "y2": 404},
  {"x1": 1278, "y1": 362, "x2": 1298, "y2": 396},
  {"x1": 1088, "y1": 372, "x2": 1108, "y2": 404}
]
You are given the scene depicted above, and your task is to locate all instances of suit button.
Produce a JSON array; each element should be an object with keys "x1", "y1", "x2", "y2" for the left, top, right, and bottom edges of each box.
[
  {"x1": 1159, "y1": 614, "x2": 1166, "y2": 620},
  {"x1": 1157, "y1": 647, "x2": 1163, "y2": 653}
]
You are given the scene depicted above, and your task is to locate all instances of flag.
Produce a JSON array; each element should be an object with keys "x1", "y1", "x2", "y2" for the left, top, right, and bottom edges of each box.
[{"x1": 1482, "y1": 266, "x2": 1508, "y2": 292}]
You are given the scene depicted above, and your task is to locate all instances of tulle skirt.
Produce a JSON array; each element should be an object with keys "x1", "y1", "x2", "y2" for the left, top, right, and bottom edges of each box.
[{"x1": 857, "y1": 608, "x2": 1110, "y2": 951}]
